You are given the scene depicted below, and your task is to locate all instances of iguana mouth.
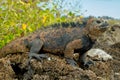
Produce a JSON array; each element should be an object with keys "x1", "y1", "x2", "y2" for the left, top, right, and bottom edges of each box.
[
  {"x1": 100, "y1": 23, "x2": 109, "y2": 32},
  {"x1": 100, "y1": 22, "x2": 109, "y2": 29}
]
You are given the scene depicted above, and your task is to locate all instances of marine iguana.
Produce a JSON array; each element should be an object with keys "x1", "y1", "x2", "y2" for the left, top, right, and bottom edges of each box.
[{"x1": 0, "y1": 17, "x2": 109, "y2": 67}]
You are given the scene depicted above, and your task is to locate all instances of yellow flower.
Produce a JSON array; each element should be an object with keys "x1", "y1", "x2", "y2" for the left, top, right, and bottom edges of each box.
[
  {"x1": 26, "y1": 3, "x2": 30, "y2": 6},
  {"x1": 19, "y1": 0, "x2": 30, "y2": 6},
  {"x1": 19, "y1": 0, "x2": 25, "y2": 5},
  {"x1": 42, "y1": 16, "x2": 47, "y2": 23},
  {"x1": 28, "y1": 27, "x2": 33, "y2": 32},
  {"x1": 79, "y1": 15, "x2": 84, "y2": 19},
  {"x1": 22, "y1": 24, "x2": 27, "y2": 30},
  {"x1": 11, "y1": 22, "x2": 15, "y2": 26}
]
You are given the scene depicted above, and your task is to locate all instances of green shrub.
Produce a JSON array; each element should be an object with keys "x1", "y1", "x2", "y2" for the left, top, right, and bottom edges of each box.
[{"x1": 0, "y1": 0, "x2": 82, "y2": 48}]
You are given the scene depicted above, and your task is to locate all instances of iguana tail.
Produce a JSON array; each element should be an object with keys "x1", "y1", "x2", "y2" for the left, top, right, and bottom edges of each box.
[{"x1": 0, "y1": 38, "x2": 29, "y2": 58}]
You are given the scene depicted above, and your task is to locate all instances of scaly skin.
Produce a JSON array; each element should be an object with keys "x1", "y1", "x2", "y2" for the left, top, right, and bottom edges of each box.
[{"x1": 0, "y1": 17, "x2": 109, "y2": 67}]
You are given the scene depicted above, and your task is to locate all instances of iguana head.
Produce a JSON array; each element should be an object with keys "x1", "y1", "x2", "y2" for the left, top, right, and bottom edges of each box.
[{"x1": 85, "y1": 17, "x2": 109, "y2": 41}]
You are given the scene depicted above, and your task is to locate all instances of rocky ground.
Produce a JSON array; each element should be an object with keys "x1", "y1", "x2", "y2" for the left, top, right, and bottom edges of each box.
[{"x1": 0, "y1": 24, "x2": 120, "y2": 80}]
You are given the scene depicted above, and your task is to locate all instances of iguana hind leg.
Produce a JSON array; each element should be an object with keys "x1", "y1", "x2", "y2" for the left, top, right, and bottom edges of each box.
[{"x1": 78, "y1": 52, "x2": 94, "y2": 69}]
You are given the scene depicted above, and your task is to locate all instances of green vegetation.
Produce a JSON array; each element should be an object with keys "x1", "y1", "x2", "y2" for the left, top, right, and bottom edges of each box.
[
  {"x1": 108, "y1": 19, "x2": 120, "y2": 25},
  {"x1": 0, "y1": 0, "x2": 83, "y2": 48}
]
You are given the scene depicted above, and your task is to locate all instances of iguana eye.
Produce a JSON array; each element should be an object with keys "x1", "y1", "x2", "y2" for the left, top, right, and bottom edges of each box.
[{"x1": 96, "y1": 20, "x2": 101, "y2": 24}]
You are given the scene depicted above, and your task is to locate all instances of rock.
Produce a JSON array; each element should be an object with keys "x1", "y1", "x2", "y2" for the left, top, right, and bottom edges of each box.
[
  {"x1": 0, "y1": 58, "x2": 15, "y2": 80},
  {"x1": 89, "y1": 61, "x2": 114, "y2": 80},
  {"x1": 114, "y1": 72, "x2": 120, "y2": 79},
  {"x1": 29, "y1": 55, "x2": 98, "y2": 80},
  {"x1": 87, "y1": 49, "x2": 113, "y2": 61},
  {"x1": 0, "y1": 53, "x2": 98, "y2": 80},
  {"x1": 0, "y1": 50, "x2": 117, "y2": 80}
]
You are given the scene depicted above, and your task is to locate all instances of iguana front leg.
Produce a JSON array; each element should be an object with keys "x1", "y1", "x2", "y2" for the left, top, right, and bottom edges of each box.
[
  {"x1": 24, "y1": 37, "x2": 48, "y2": 64},
  {"x1": 78, "y1": 52, "x2": 94, "y2": 69},
  {"x1": 24, "y1": 37, "x2": 47, "y2": 78},
  {"x1": 64, "y1": 39, "x2": 82, "y2": 66}
]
